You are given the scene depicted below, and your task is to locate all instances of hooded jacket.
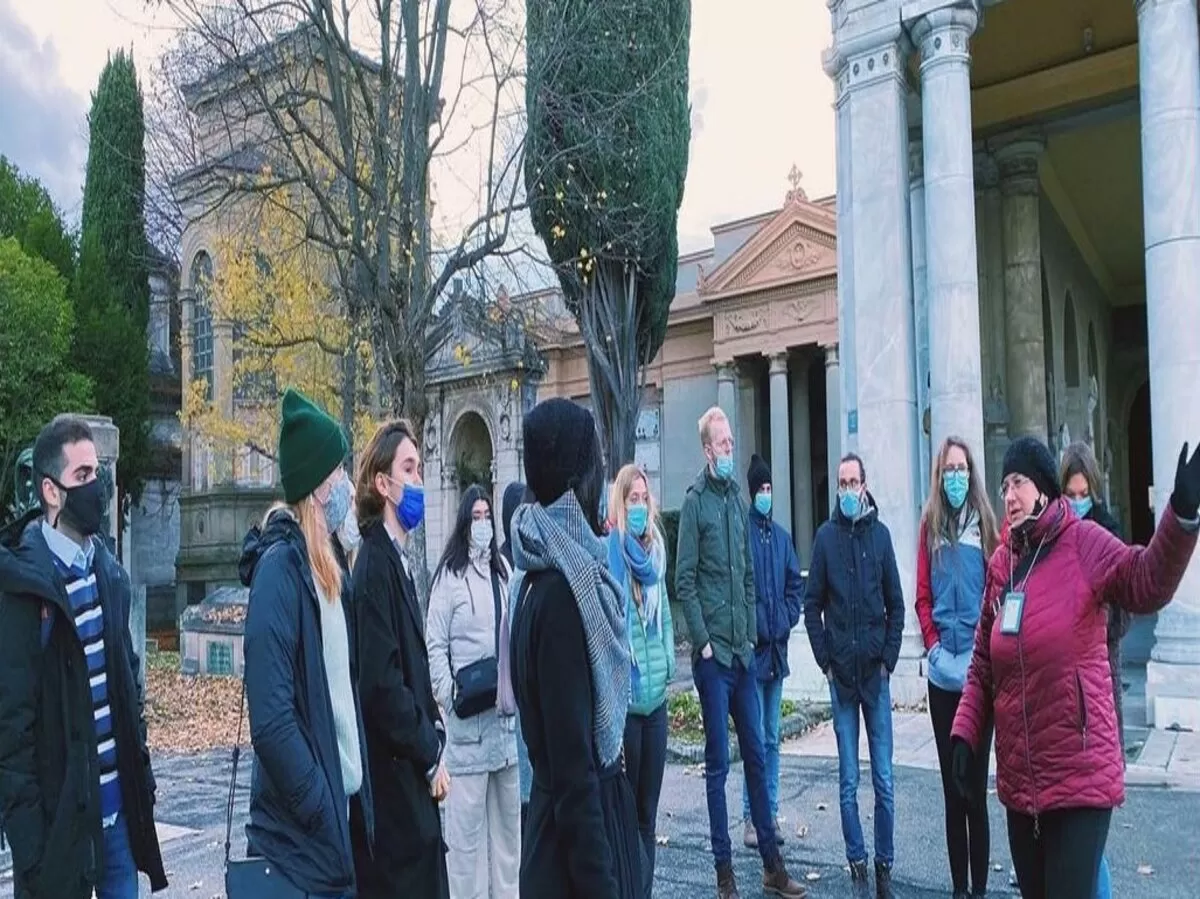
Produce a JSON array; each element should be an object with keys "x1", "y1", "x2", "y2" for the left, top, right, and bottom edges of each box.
[
  {"x1": 238, "y1": 511, "x2": 374, "y2": 897},
  {"x1": 952, "y1": 501, "x2": 1197, "y2": 816},
  {"x1": 748, "y1": 507, "x2": 804, "y2": 683},
  {"x1": 803, "y1": 492, "x2": 905, "y2": 702},
  {"x1": 0, "y1": 513, "x2": 166, "y2": 899}
]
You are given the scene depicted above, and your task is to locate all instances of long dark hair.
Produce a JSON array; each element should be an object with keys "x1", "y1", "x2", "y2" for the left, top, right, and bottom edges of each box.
[
  {"x1": 920, "y1": 436, "x2": 999, "y2": 557},
  {"x1": 434, "y1": 484, "x2": 506, "y2": 584}
]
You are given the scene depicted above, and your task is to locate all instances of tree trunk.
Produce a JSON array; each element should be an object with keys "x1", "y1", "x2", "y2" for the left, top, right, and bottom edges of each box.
[
  {"x1": 582, "y1": 261, "x2": 643, "y2": 479},
  {"x1": 341, "y1": 344, "x2": 357, "y2": 468}
]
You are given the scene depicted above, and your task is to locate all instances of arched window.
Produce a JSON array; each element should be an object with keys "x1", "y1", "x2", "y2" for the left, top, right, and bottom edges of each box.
[
  {"x1": 190, "y1": 252, "x2": 214, "y2": 400},
  {"x1": 1063, "y1": 292, "x2": 1080, "y2": 387}
]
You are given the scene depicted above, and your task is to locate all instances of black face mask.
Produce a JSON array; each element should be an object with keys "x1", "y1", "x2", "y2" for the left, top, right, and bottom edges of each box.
[{"x1": 51, "y1": 477, "x2": 105, "y2": 537}]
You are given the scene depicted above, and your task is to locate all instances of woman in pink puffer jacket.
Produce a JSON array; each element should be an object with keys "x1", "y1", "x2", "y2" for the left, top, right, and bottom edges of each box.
[{"x1": 950, "y1": 436, "x2": 1200, "y2": 899}]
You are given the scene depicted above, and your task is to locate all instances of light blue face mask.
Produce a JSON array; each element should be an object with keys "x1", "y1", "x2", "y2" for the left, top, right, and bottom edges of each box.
[
  {"x1": 942, "y1": 470, "x2": 969, "y2": 510},
  {"x1": 626, "y1": 503, "x2": 649, "y2": 537},
  {"x1": 754, "y1": 491, "x2": 772, "y2": 516},
  {"x1": 838, "y1": 488, "x2": 861, "y2": 520},
  {"x1": 1069, "y1": 495, "x2": 1094, "y2": 519},
  {"x1": 714, "y1": 455, "x2": 734, "y2": 480}
]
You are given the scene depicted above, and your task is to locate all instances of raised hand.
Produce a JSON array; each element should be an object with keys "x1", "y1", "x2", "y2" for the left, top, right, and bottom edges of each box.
[{"x1": 1171, "y1": 442, "x2": 1200, "y2": 520}]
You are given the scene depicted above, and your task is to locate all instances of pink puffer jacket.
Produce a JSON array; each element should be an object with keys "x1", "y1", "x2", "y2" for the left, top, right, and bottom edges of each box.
[{"x1": 952, "y1": 501, "x2": 1197, "y2": 817}]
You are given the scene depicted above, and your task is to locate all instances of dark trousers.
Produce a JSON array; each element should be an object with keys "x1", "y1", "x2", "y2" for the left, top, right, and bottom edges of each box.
[
  {"x1": 1007, "y1": 807, "x2": 1111, "y2": 899},
  {"x1": 929, "y1": 682, "x2": 992, "y2": 893},
  {"x1": 624, "y1": 702, "x2": 668, "y2": 898},
  {"x1": 694, "y1": 655, "x2": 779, "y2": 868}
]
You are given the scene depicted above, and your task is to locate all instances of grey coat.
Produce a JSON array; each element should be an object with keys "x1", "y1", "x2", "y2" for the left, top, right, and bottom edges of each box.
[{"x1": 426, "y1": 553, "x2": 519, "y2": 776}]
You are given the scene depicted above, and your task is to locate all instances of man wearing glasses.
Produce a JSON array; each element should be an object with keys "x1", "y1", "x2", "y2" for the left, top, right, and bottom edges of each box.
[{"x1": 803, "y1": 452, "x2": 904, "y2": 899}]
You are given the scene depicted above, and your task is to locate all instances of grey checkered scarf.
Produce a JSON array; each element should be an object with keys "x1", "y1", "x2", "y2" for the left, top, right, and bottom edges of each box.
[{"x1": 509, "y1": 491, "x2": 629, "y2": 768}]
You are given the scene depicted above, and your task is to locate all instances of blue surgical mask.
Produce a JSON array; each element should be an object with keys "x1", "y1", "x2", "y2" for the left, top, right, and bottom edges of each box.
[
  {"x1": 942, "y1": 470, "x2": 969, "y2": 511},
  {"x1": 754, "y1": 492, "x2": 772, "y2": 516},
  {"x1": 838, "y1": 488, "x2": 861, "y2": 520},
  {"x1": 396, "y1": 482, "x2": 425, "y2": 531},
  {"x1": 626, "y1": 503, "x2": 649, "y2": 537},
  {"x1": 1069, "y1": 496, "x2": 1094, "y2": 520},
  {"x1": 323, "y1": 476, "x2": 352, "y2": 534},
  {"x1": 714, "y1": 455, "x2": 734, "y2": 480}
]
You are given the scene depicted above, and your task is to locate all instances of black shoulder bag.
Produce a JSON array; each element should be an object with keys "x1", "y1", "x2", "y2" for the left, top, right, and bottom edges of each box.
[
  {"x1": 452, "y1": 566, "x2": 504, "y2": 719},
  {"x1": 224, "y1": 676, "x2": 306, "y2": 899}
]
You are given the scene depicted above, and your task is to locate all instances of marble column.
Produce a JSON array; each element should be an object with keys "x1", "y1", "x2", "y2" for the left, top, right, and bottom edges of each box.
[
  {"x1": 768, "y1": 353, "x2": 792, "y2": 532},
  {"x1": 826, "y1": 28, "x2": 923, "y2": 703},
  {"x1": 909, "y1": 138, "x2": 932, "y2": 501},
  {"x1": 715, "y1": 362, "x2": 738, "y2": 428},
  {"x1": 824, "y1": 344, "x2": 841, "y2": 514},
  {"x1": 914, "y1": 5, "x2": 986, "y2": 475},
  {"x1": 994, "y1": 133, "x2": 1048, "y2": 444},
  {"x1": 1137, "y1": 0, "x2": 1200, "y2": 729},
  {"x1": 788, "y1": 356, "x2": 815, "y2": 556}
]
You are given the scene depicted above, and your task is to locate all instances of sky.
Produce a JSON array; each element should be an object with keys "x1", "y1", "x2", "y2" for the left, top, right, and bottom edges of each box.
[{"x1": 0, "y1": 0, "x2": 836, "y2": 255}]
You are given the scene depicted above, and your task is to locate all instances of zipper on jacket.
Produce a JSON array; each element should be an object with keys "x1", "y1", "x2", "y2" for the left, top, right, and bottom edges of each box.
[
  {"x1": 1017, "y1": 631, "x2": 1040, "y2": 837},
  {"x1": 1075, "y1": 670, "x2": 1089, "y2": 750}
]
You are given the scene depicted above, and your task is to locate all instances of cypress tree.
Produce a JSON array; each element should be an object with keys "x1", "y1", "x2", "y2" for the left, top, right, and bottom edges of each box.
[
  {"x1": 524, "y1": 0, "x2": 691, "y2": 473},
  {"x1": 76, "y1": 49, "x2": 152, "y2": 513}
]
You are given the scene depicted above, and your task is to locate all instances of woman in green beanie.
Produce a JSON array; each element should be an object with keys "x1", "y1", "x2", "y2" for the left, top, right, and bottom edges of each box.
[{"x1": 236, "y1": 387, "x2": 375, "y2": 898}]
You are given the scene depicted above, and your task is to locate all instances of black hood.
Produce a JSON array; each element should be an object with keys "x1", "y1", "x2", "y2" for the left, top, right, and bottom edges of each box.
[
  {"x1": 501, "y1": 482, "x2": 527, "y2": 549},
  {"x1": 0, "y1": 511, "x2": 66, "y2": 604},
  {"x1": 239, "y1": 509, "x2": 304, "y2": 587}
]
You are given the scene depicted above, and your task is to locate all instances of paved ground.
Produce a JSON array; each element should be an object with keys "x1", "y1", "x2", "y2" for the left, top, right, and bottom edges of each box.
[{"x1": 2, "y1": 733, "x2": 1196, "y2": 899}]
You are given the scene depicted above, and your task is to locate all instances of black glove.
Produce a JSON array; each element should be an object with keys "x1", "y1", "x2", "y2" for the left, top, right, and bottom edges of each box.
[
  {"x1": 951, "y1": 737, "x2": 975, "y2": 804},
  {"x1": 1171, "y1": 442, "x2": 1200, "y2": 520}
]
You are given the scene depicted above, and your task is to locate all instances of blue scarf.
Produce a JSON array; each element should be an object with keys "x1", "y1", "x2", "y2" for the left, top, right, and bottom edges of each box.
[{"x1": 607, "y1": 529, "x2": 664, "y2": 699}]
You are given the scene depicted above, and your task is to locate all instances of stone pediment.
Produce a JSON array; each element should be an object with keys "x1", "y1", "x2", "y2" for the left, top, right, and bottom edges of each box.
[{"x1": 697, "y1": 199, "x2": 836, "y2": 302}]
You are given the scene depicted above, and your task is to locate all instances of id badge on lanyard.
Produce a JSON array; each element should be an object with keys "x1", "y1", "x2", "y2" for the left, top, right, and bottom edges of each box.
[{"x1": 1000, "y1": 591, "x2": 1025, "y2": 635}]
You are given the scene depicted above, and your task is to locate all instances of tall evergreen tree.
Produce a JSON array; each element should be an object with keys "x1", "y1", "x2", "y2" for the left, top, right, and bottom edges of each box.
[
  {"x1": 0, "y1": 156, "x2": 76, "y2": 282},
  {"x1": 524, "y1": 0, "x2": 691, "y2": 473},
  {"x1": 75, "y1": 49, "x2": 152, "y2": 520}
]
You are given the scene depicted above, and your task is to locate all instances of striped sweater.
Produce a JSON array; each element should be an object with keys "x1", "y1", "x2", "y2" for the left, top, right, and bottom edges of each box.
[{"x1": 41, "y1": 523, "x2": 122, "y2": 825}]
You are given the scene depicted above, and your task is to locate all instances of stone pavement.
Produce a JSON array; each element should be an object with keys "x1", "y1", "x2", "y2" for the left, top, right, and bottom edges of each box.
[{"x1": 782, "y1": 709, "x2": 1200, "y2": 792}]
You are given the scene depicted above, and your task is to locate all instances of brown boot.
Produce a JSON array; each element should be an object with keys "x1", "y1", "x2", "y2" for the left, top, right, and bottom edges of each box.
[
  {"x1": 762, "y1": 857, "x2": 807, "y2": 898},
  {"x1": 717, "y1": 862, "x2": 740, "y2": 899}
]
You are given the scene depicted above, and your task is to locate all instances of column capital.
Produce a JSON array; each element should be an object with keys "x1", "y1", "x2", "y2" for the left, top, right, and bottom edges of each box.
[
  {"x1": 911, "y1": 5, "x2": 978, "y2": 73},
  {"x1": 991, "y1": 130, "x2": 1046, "y2": 197},
  {"x1": 714, "y1": 360, "x2": 738, "y2": 382},
  {"x1": 768, "y1": 352, "x2": 789, "y2": 376},
  {"x1": 825, "y1": 21, "x2": 910, "y2": 101},
  {"x1": 973, "y1": 143, "x2": 999, "y2": 189},
  {"x1": 824, "y1": 344, "x2": 840, "y2": 367}
]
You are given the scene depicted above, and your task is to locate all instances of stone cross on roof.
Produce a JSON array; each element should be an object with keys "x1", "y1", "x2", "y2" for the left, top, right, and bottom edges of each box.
[{"x1": 787, "y1": 164, "x2": 808, "y2": 203}]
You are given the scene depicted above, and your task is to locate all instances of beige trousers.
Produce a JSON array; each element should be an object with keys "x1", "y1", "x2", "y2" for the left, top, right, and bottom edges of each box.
[{"x1": 444, "y1": 764, "x2": 521, "y2": 898}]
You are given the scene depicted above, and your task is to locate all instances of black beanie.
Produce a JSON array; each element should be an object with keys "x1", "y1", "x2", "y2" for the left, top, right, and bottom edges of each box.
[
  {"x1": 522, "y1": 398, "x2": 600, "y2": 507},
  {"x1": 747, "y1": 453, "x2": 771, "y2": 498},
  {"x1": 1002, "y1": 436, "x2": 1060, "y2": 500}
]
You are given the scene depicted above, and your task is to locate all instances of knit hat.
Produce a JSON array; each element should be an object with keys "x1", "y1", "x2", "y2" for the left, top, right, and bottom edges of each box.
[
  {"x1": 747, "y1": 453, "x2": 771, "y2": 498},
  {"x1": 1001, "y1": 435, "x2": 1060, "y2": 500},
  {"x1": 278, "y1": 387, "x2": 349, "y2": 504},
  {"x1": 522, "y1": 398, "x2": 600, "y2": 507}
]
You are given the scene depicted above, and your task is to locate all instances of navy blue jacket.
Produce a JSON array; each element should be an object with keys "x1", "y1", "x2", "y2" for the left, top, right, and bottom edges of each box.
[
  {"x1": 239, "y1": 511, "x2": 374, "y2": 897},
  {"x1": 748, "y1": 508, "x2": 804, "y2": 682},
  {"x1": 802, "y1": 493, "x2": 905, "y2": 701}
]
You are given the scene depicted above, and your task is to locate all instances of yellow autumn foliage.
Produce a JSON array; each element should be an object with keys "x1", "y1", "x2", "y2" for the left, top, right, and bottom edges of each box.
[{"x1": 180, "y1": 190, "x2": 380, "y2": 458}]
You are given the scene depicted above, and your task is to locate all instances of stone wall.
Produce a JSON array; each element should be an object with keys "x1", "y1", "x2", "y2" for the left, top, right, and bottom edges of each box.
[{"x1": 660, "y1": 372, "x2": 717, "y2": 509}]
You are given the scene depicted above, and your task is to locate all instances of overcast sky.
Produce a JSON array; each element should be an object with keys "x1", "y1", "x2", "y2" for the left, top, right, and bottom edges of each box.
[{"x1": 0, "y1": 0, "x2": 836, "y2": 254}]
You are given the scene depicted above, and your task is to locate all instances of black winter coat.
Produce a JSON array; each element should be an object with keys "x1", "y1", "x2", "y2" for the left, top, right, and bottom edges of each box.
[
  {"x1": 0, "y1": 515, "x2": 167, "y2": 899},
  {"x1": 239, "y1": 511, "x2": 375, "y2": 897},
  {"x1": 803, "y1": 493, "x2": 906, "y2": 702},
  {"x1": 351, "y1": 520, "x2": 449, "y2": 899}
]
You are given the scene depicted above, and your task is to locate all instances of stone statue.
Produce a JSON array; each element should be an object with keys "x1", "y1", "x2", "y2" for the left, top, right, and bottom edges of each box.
[
  {"x1": 984, "y1": 376, "x2": 1009, "y2": 428},
  {"x1": 13, "y1": 446, "x2": 36, "y2": 518},
  {"x1": 1103, "y1": 444, "x2": 1114, "y2": 508},
  {"x1": 1085, "y1": 374, "x2": 1099, "y2": 448},
  {"x1": 96, "y1": 462, "x2": 117, "y2": 556},
  {"x1": 1057, "y1": 422, "x2": 1071, "y2": 459}
]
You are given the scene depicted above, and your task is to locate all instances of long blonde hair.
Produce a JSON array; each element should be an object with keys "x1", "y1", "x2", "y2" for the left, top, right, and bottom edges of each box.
[
  {"x1": 608, "y1": 463, "x2": 661, "y2": 607},
  {"x1": 920, "y1": 437, "x2": 999, "y2": 557},
  {"x1": 262, "y1": 495, "x2": 342, "y2": 601}
]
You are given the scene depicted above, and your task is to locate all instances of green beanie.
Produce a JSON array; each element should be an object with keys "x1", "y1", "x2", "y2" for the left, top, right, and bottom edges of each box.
[{"x1": 278, "y1": 387, "x2": 349, "y2": 504}]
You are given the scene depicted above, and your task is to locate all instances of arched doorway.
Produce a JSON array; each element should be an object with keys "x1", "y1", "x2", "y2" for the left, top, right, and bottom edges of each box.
[{"x1": 449, "y1": 411, "x2": 495, "y2": 499}]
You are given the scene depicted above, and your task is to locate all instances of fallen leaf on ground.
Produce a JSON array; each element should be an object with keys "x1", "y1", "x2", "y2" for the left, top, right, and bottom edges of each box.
[
  {"x1": 145, "y1": 653, "x2": 248, "y2": 754},
  {"x1": 188, "y1": 882, "x2": 203, "y2": 891},
  {"x1": 805, "y1": 871, "x2": 821, "y2": 881},
  {"x1": 993, "y1": 863, "x2": 1003, "y2": 872},
  {"x1": 1137, "y1": 864, "x2": 1155, "y2": 876},
  {"x1": 795, "y1": 824, "x2": 809, "y2": 839},
  {"x1": 815, "y1": 802, "x2": 828, "y2": 811},
  {"x1": 655, "y1": 834, "x2": 669, "y2": 846}
]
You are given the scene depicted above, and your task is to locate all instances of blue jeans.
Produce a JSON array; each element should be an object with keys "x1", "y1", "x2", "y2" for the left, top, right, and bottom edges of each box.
[
  {"x1": 95, "y1": 814, "x2": 138, "y2": 899},
  {"x1": 1096, "y1": 854, "x2": 1112, "y2": 899},
  {"x1": 694, "y1": 655, "x2": 778, "y2": 868},
  {"x1": 829, "y1": 677, "x2": 895, "y2": 866},
  {"x1": 742, "y1": 674, "x2": 783, "y2": 821}
]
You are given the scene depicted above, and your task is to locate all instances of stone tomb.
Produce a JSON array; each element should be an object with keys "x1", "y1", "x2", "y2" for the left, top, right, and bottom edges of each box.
[{"x1": 179, "y1": 585, "x2": 248, "y2": 677}]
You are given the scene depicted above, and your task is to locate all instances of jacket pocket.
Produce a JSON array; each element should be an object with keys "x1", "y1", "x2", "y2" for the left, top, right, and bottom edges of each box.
[{"x1": 1075, "y1": 669, "x2": 1089, "y2": 750}]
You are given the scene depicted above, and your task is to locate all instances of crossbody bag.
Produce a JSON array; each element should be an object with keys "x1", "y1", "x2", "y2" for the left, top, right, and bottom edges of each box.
[{"x1": 452, "y1": 565, "x2": 505, "y2": 719}]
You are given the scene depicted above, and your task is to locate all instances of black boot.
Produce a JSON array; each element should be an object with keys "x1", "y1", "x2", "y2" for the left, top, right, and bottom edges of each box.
[{"x1": 875, "y1": 861, "x2": 894, "y2": 899}]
